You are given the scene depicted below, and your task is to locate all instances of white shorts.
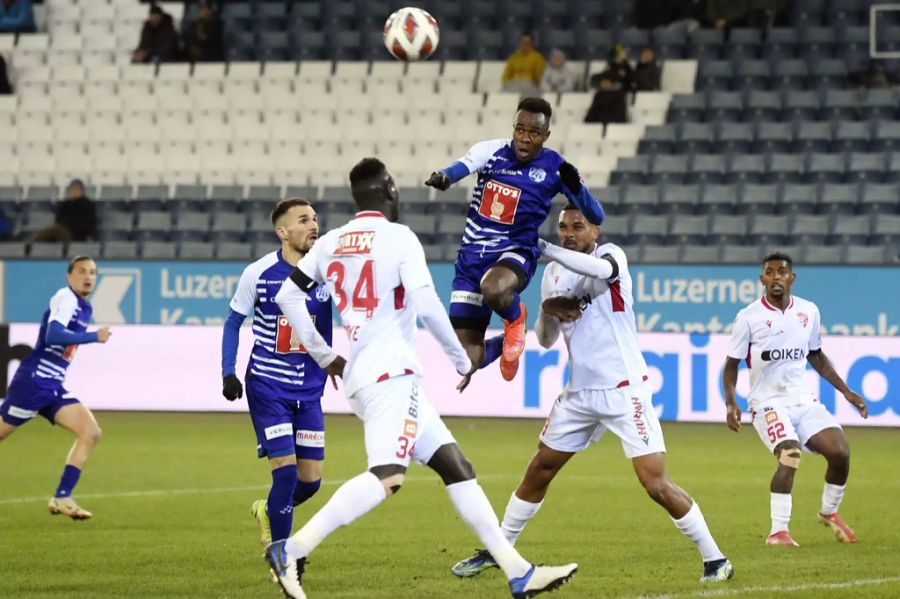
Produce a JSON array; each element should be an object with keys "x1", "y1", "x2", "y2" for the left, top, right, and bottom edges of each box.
[
  {"x1": 539, "y1": 382, "x2": 666, "y2": 459},
  {"x1": 348, "y1": 374, "x2": 456, "y2": 470},
  {"x1": 750, "y1": 399, "x2": 841, "y2": 455}
]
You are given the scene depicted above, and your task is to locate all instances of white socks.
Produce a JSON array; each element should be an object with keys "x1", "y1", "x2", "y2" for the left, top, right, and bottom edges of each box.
[
  {"x1": 770, "y1": 492, "x2": 792, "y2": 535},
  {"x1": 821, "y1": 482, "x2": 846, "y2": 515},
  {"x1": 671, "y1": 502, "x2": 726, "y2": 562},
  {"x1": 500, "y1": 492, "x2": 543, "y2": 546},
  {"x1": 446, "y1": 480, "x2": 532, "y2": 580},
  {"x1": 286, "y1": 471, "x2": 386, "y2": 559}
]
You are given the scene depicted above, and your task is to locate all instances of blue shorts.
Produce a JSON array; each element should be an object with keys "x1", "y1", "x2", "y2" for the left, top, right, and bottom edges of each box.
[
  {"x1": 245, "y1": 372, "x2": 325, "y2": 461},
  {"x1": 0, "y1": 375, "x2": 80, "y2": 427},
  {"x1": 449, "y1": 247, "x2": 538, "y2": 332}
]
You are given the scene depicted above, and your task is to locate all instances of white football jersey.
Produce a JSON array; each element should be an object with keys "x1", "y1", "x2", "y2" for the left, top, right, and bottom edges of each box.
[
  {"x1": 296, "y1": 211, "x2": 434, "y2": 396},
  {"x1": 726, "y1": 295, "x2": 822, "y2": 408},
  {"x1": 543, "y1": 242, "x2": 648, "y2": 391}
]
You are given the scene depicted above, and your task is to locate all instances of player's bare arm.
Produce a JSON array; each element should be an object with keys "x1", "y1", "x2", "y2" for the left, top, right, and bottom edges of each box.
[
  {"x1": 722, "y1": 357, "x2": 742, "y2": 432},
  {"x1": 807, "y1": 350, "x2": 868, "y2": 418},
  {"x1": 96, "y1": 327, "x2": 112, "y2": 343}
]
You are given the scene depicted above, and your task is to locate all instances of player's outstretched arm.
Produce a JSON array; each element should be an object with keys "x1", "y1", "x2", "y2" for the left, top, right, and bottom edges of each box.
[
  {"x1": 558, "y1": 161, "x2": 605, "y2": 225},
  {"x1": 275, "y1": 270, "x2": 342, "y2": 374},
  {"x1": 538, "y1": 238, "x2": 618, "y2": 280},
  {"x1": 807, "y1": 350, "x2": 868, "y2": 418},
  {"x1": 409, "y1": 285, "x2": 472, "y2": 376},
  {"x1": 45, "y1": 321, "x2": 105, "y2": 345},
  {"x1": 221, "y1": 309, "x2": 245, "y2": 401},
  {"x1": 722, "y1": 357, "x2": 743, "y2": 431}
]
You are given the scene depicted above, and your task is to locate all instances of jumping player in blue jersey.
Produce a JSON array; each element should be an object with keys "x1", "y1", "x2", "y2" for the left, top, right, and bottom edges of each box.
[
  {"x1": 425, "y1": 97, "x2": 605, "y2": 382},
  {"x1": 0, "y1": 256, "x2": 111, "y2": 520},
  {"x1": 221, "y1": 198, "x2": 333, "y2": 551}
]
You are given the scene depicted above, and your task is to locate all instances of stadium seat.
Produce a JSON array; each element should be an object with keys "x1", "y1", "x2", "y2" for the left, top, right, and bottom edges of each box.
[
  {"x1": 790, "y1": 214, "x2": 830, "y2": 244},
  {"x1": 699, "y1": 183, "x2": 740, "y2": 214},
  {"x1": 819, "y1": 183, "x2": 860, "y2": 215},
  {"x1": 681, "y1": 244, "x2": 720, "y2": 262},
  {"x1": 755, "y1": 123, "x2": 792, "y2": 154},
  {"x1": 845, "y1": 152, "x2": 884, "y2": 183},
  {"x1": 669, "y1": 215, "x2": 709, "y2": 244},
  {"x1": 667, "y1": 94, "x2": 705, "y2": 123},
  {"x1": 709, "y1": 213, "x2": 748, "y2": 244},
  {"x1": 737, "y1": 184, "x2": 779, "y2": 215},
  {"x1": 678, "y1": 122, "x2": 715, "y2": 154},
  {"x1": 845, "y1": 245, "x2": 884, "y2": 264},
  {"x1": 747, "y1": 214, "x2": 790, "y2": 244},
  {"x1": 765, "y1": 153, "x2": 806, "y2": 184},
  {"x1": 67, "y1": 241, "x2": 102, "y2": 259},
  {"x1": 780, "y1": 183, "x2": 819, "y2": 215},
  {"x1": 638, "y1": 125, "x2": 677, "y2": 154},
  {"x1": 686, "y1": 154, "x2": 725, "y2": 184},
  {"x1": 659, "y1": 184, "x2": 699, "y2": 215},
  {"x1": 802, "y1": 244, "x2": 843, "y2": 264},
  {"x1": 794, "y1": 121, "x2": 832, "y2": 153},
  {"x1": 29, "y1": 242, "x2": 64, "y2": 259},
  {"x1": 725, "y1": 153, "x2": 766, "y2": 184},
  {"x1": 0, "y1": 242, "x2": 27, "y2": 258},
  {"x1": 102, "y1": 241, "x2": 139, "y2": 259},
  {"x1": 860, "y1": 183, "x2": 899, "y2": 214}
]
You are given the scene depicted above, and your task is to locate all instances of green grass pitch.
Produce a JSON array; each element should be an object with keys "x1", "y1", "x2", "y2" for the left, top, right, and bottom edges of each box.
[{"x1": 1, "y1": 413, "x2": 898, "y2": 598}]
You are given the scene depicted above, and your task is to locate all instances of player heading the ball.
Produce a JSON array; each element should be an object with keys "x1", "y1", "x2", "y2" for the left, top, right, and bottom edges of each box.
[
  {"x1": 723, "y1": 253, "x2": 868, "y2": 548},
  {"x1": 425, "y1": 97, "x2": 605, "y2": 384},
  {"x1": 0, "y1": 256, "x2": 111, "y2": 520}
]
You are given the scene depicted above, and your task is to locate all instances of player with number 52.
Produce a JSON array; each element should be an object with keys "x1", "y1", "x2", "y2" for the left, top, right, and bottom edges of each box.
[{"x1": 722, "y1": 253, "x2": 868, "y2": 548}]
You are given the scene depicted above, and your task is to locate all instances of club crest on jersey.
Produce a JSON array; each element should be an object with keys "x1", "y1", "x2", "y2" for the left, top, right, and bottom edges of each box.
[
  {"x1": 478, "y1": 180, "x2": 521, "y2": 225},
  {"x1": 797, "y1": 312, "x2": 808, "y2": 328},
  {"x1": 765, "y1": 411, "x2": 779, "y2": 424},
  {"x1": 314, "y1": 284, "x2": 330, "y2": 303},
  {"x1": 335, "y1": 231, "x2": 375, "y2": 255},
  {"x1": 528, "y1": 167, "x2": 546, "y2": 182}
]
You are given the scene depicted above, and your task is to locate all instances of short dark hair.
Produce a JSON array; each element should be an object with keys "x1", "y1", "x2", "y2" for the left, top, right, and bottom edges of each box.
[
  {"x1": 271, "y1": 197, "x2": 312, "y2": 225},
  {"x1": 517, "y1": 97, "x2": 552, "y2": 121},
  {"x1": 149, "y1": 4, "x2": 163, "y2": 16},
  {"x1": 68, "y1": 255, "x2": 94, "y2": 273},
  {"x1": 762, "y1": 252, "x2": 793, "y2": 268},
  {"x1": 520, "y1": 32, "x2": 534, "y2": 40},
  {"x1": 349, "y1": 157, "x2": 386, "y2": 187}
]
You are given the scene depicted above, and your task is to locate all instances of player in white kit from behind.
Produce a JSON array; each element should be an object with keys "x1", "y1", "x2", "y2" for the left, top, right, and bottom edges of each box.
[
  {"x1": 452, "y1": 205, "x2": 733, "y2": 583},
  {"x1": 723, "y1": 253, "x2": 868, "y2": 548},
  {"x1": 265, "y1": 158, "x2": 578, "y2": 599}
]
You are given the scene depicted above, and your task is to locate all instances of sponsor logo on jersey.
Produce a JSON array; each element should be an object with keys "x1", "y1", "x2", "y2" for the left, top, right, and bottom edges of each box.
[
  {"x1": 63, "y1": 344, "x2": 78, "y2": 361},
  {"x1": 765, "y1": 411, "x2": 779, "y2": 424},
  {"x1": 264, "y1": 423, "x2": 293, "y2": 440},
  {"x1": 335, "y1": 231, "x2": 375, "y2": 255},
  {"x1": 403, "y1": 419, "x2": 417, "y2": 438},
  {"x1": 761, "y1": 347, "x2": 806, "y2": 361},
  {"x1": 528, "y1": 167, "x2": 546, "y2": 182},
  {"x1": 797, "y1": 312, "x2": 808, "y2": 328},
  {"x1": 295, "y1": 429, "x2": 325, "y2": 448},
  {"x1": 451, "y1": 290, "x2": 484, "y2": 306},
  {"x1": 275, "y1": 315, "x2": 316, "y2": 354},
  {"x1": 478, "y1": 180, "x2": 521, "y2": 225}
]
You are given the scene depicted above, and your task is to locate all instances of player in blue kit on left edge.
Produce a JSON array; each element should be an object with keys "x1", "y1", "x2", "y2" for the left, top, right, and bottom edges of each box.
[
  {"x1": 425, "y1": 97, "x2": 605, "y2": 383},
  {"x1": 221, "y1": 198, "x2": 333, "y2": 551},
  {"x1": 0, "y1": 256, "x2": 111, "y2": 520}
]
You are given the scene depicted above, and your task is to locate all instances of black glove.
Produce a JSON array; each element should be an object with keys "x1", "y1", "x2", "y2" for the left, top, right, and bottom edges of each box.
[
  {"x1": 222, "y1": 375, "x2": 243, "y2": 401},
  {"x1": 558, "y1": 161, "x2": 582, "y2": 195},
  {"x1": 425, "y1": 171, "x2": 451, "y2": 191}
]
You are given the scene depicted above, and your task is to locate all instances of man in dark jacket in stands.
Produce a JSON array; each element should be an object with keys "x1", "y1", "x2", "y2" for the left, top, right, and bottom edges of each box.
[
  {"x1": 585, "y1": 76, "x2": 628, "y2": 125},
  {"x1": 132, "y1": 4, "x2": 181, "y2": 64},
  {"x1": 31, "y1": 180, "x2": 97, "y2": 243},
  {"x1": 184, "y1": 0, "x2": 223, "y2": 62}
]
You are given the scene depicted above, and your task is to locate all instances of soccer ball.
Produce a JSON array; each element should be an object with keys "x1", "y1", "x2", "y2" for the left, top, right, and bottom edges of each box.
[{"x1": 383, "y1": 7, "x2": 439, "y2": 61}]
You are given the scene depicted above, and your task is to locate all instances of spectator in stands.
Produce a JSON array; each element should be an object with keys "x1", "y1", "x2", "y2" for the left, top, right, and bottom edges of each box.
[
  {"x1": 584, "y1": 76, "x2": 628, "y2": 125},
  {"x1": 30, "y1": 179, "x2": 97, "y2": 243},
  {"x1": 501, "y1": 33, "x2": 546, "y2": 93},
  {"x1": 0, "y1": 0, "x2": 36, "y2": 33},
  {"x1": 132, "y1": 4, "x2": 181, "y2": 64},
  {"x1": 634, "y1": 46, "x2": 662, "y2": 91},
  {"x1": 707, "y1": 0, "x2": 783, "y2": 29},
  {"x1": 184, "y1": 0, "x2": 223, "y2": 63},
  {"x1": 590, "y1": 44, "x2": 634, "y2": 92},
  {"x1": 540, "y1": 49, "x2": 577, "y2": 93},
  {"x1": 0, "y1": 55, "x2": 12, "y2": 94}
]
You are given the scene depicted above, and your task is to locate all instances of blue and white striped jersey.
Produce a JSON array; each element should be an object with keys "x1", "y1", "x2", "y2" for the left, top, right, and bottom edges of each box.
[
  {"x1": 456, "y1": 139, "x2": 568, "y2": 255},
  {"x1": 14, "y1": 287, "x2": 93, "y2": 385},
  {"x1": 230, "y1": 250, "x2": 332, "y2": 398}
]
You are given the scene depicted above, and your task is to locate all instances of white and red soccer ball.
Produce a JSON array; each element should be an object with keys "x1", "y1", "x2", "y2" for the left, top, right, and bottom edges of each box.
[{"x1": 383, "y1": 7, "x2": 440, "y2": 61}]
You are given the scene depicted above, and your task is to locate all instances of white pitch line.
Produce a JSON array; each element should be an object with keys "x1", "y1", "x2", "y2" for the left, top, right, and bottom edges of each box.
[{"x1": 630, "y1": 576, "x2": 900, "y2": 598}]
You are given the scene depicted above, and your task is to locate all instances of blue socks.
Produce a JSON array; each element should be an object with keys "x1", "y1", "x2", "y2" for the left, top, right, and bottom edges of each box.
[
  {"x1": 54, "y1": 465, "x2": 81, "y2": 498},
  {"x1": 293, "y1": 478, "x2": 321, "y2": 506},
  {"x1": 268, "y1": 465, "x2": 298, "y2": 542},
  {"x1": 496, "y1": 295, "x2": 522, "y2": 322},
  {"x1": 480, "y1": 335, "x2": 504, "y2": 369}
]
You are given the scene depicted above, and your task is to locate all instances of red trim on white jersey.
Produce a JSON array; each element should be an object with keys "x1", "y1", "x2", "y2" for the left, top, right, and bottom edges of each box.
[
  {"x1": 760, "y1": 296, "x2": 795, "y2": 312},
  {"x1": 355, "y1": 211, "x2": 386, "y2": 219}
]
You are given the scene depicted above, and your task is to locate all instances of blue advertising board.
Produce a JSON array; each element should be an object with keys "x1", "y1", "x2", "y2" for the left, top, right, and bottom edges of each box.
[{"x1": 2, "y1": 260, "x2": 897, "y2": 335}]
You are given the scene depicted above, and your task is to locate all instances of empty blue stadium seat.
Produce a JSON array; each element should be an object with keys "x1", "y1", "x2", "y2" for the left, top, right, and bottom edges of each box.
[
  {"x1": 650, "y1": 155, "x2": 689, "y2": 183},
  {"x1": 725, "y1": 153, "x2": 766, "y2": 184},
  {"x1": 872, "y1": 120, "x2": 900, "y2": 152},
  {"x1": 707, "y1": 91, "x2": 743, "y2": 121},
  {"x1": 670, "y1": 215, "x2": 709, "y2": 244},
  {"x1": 725, "y1": 28, "x2": 762, "y2": 60},
  {"x1": 744, "y1": 90, "x2": 782, "y2": 121},
  {"x1": 621, "y1": 184, "x2": 659, "y2": 214},
  {"x1": 639, "y1": 125, "x2": 677, "y2": 154},
  {"x1": 780, "y1": 183, "x2": 819, "y2": 214},
  {"x1": 783, "y1": 89, "x2": 821, "y2": 120},
  {"x1": 772, "y1": 59, "x2": 808, "y2": 90},
  {"x1": 717, "y1": 122, "x2": 755, "y2": 154},
  {"x1": 755, "y1": 122, "x2": 793, "y2": 153},
  {"x1": 764, "y1": 28, "x2": 799, "y2": 60},
  {"x1": 735, "y1": 59, "x2": 771, "y2": 89},
  {"x1": 610, "y1": 156, "x2": 649, "y2": 185},
  {"x1": 700, "y1": 184, "x2": 741, "y2": 215},
  {"x1": 660, "y1": 184, "x2": 700, "y2": 215},
  {"x1": 845, "y1": 152, "x2": 885, "y2": 183},
  {"x1": 668, "y1": 94, "x2": 706, "y2": 122},
  {"x1": 686, "y1": 154, "x2": 726, "y2": 184},
  {"x1": 737, "y1": 183, "x2": 779, "y2": 214},
  {"x1": 805, "y1": 152, "x2": 846, "y2": 184},
  {"x1": 821, "y1": 89, "x2": 860, "y2": 120},
  {"x1": 766, "y1": 152, "x2": 806, "y2": 184},
  {"x1": 688, "y1": 29, "x2": 724, "y2": 61},
  {"x1": 678, "y1": 122, "x2": 715, "y2": 153},
  {"x1": 833, "y1": 120, "x2": 871, "y2": 152},
  {"x1": 861, "y1": 183, "x2": 899, "y2": 214},
  {"x1": 794, "y1": 121, "x2": 832, "y2": 153},
  {"x1": 818, "y1": 182, "x2": 859, "y2": 214},
  {"x1": 697, "y1": 61, "x2": 732, "y2": 91}
]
